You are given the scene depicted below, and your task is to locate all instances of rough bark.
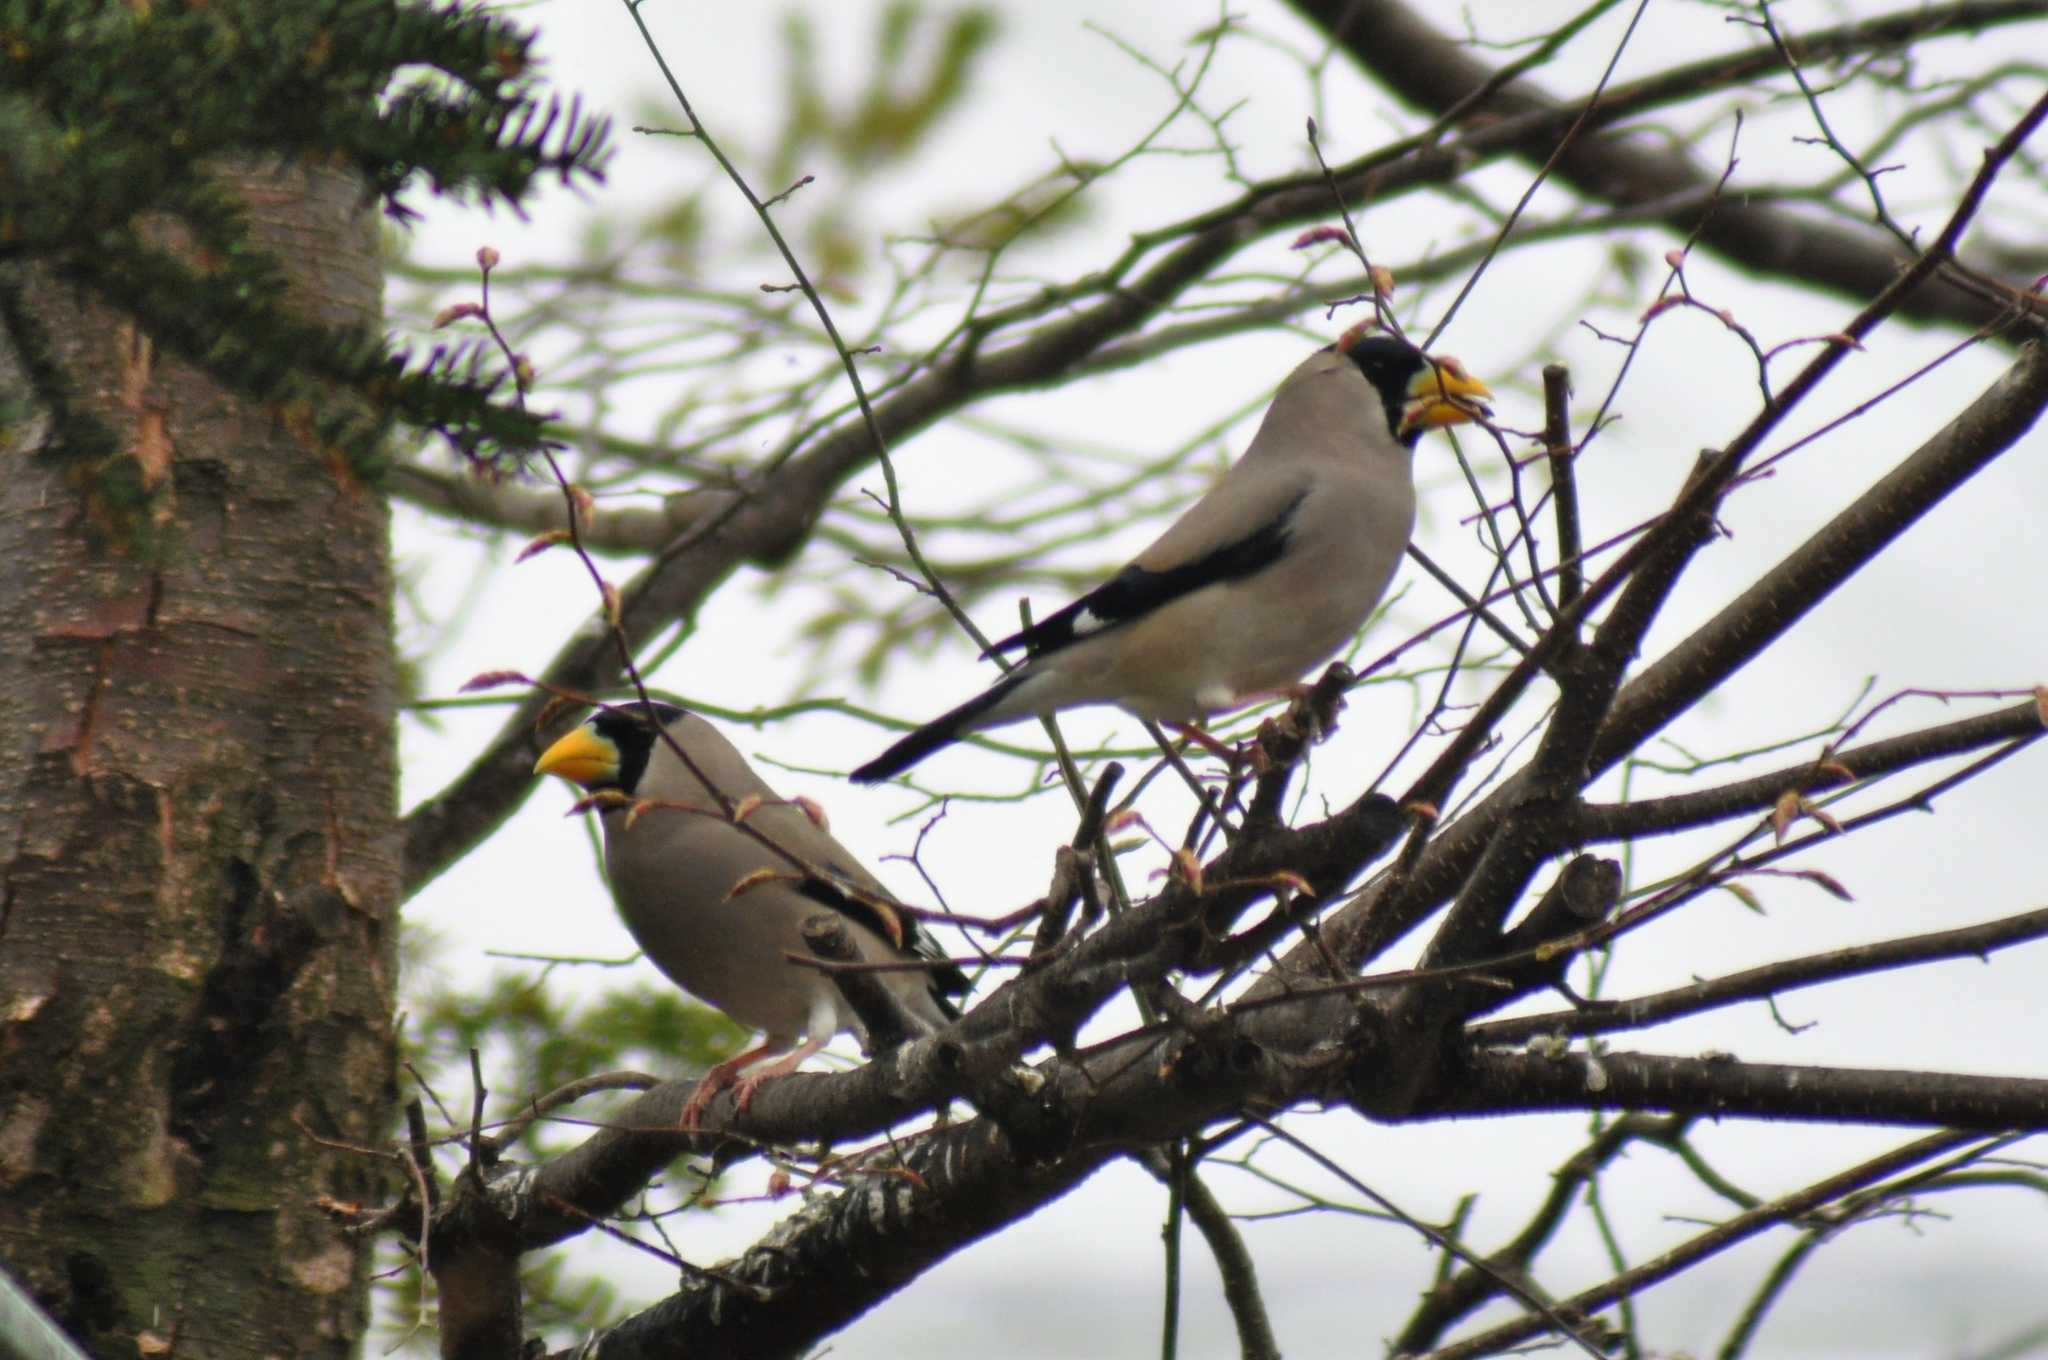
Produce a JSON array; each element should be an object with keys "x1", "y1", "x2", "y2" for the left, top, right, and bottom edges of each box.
[{"x1": 0, "y1": 163, "x2": 400, "y2": 1358}]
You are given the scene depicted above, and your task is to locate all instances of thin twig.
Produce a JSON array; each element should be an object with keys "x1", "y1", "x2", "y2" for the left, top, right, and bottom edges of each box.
[
  {"x1": 542, "y1": 1193, "x2": 775, "y2": 1298},
  {"x1": 620, "y1": 0, "x2": 991, "y2": 658},
  {"x1": 1244, "y1": 1116, "x2": 1608, "y2": 1360},
  {"x1": 1422, "y1": 1131, "x2": 1996, "y2": 1359},
  {"x1": 1423, "y1": 0, "x2": 1653, "y2": 347},
  {"x1": 1542, "y1": 363, "x2": 1582, "y2": 610}
]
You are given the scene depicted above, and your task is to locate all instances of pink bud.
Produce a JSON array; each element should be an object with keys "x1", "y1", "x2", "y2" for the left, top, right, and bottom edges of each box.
[{"x1": 1290, "y1": 224, "x2": 1351, "y2": 251}]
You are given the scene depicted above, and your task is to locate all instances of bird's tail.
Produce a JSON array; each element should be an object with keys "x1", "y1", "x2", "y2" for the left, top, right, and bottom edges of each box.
[{"x1": 850, "y1": 672, "x2": 1029, "y2": 783}]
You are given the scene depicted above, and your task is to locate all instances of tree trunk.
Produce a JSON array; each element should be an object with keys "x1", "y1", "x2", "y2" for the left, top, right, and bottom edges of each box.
[{"x1": 0, "y1": 163, "x2": 400, "y2": 1358}]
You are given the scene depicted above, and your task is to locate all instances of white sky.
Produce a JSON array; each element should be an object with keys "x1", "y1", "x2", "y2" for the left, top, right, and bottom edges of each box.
[{"x1": 393, "y1": 3, "x2": 2048, "y2": 1356}]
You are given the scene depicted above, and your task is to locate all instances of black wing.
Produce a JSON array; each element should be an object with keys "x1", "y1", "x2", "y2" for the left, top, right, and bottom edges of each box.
[
  {"x1": 797, "y1": 870, "x2": 971, "y2": 1007},
  {"x1": 984, "y1": 488, "x2": 1307, "y2": 659}
]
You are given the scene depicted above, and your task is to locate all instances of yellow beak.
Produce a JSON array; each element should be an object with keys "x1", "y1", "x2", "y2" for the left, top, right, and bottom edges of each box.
[
  {"x1": 533, "y1": 727, "x2": 620, "y2": 787},
  {"x1": 1401, "y1": 356, "x2": 1494, "y2": 433}
]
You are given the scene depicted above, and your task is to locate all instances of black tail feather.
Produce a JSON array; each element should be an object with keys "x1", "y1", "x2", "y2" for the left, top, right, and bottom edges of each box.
[{"x1": 850, "y1": 673, "x2": 1027, "y2": 783}]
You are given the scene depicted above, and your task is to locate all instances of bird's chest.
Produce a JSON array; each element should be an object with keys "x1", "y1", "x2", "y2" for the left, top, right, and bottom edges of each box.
[{"x1": 599, "y1": 817, "x2": 832, "y2": 1036}]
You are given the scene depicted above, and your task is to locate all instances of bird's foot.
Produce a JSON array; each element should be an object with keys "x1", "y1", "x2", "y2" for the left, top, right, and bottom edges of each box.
[
  {"x1": 679, "y1": 1070, "x2": 735, "y2": 1132},
  {"x1": 1170, "y1": 721, "x2": 1249, "y2": 770},
  {"x1": 1253, "y1": 674, "x2": 1351, "y2": 771},
  {"x1": 677, "y1": 1040, "x2": 791, "y2": 1131},
  {"x1": 730, "y1": 1071, "x2": 773, "y2": 1114},
  {"x1": 706, "y1": 1036, "x2": 827, "y2": 1125}
]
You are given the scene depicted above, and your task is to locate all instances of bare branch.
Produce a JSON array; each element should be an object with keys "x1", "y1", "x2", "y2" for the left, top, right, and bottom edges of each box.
[
  {"x1": 393, "y1": 463, "x2": 718, "y2": 555},
  {"x1": 1289, "y1": 0, "x2": 2048, "y2": 339},
  {"x1": 1473, "y1": 903, "x2": 2048, "y2": 1046},
  {"x1": 1180, "y1": 1166, "x2": 1282, "y2": 1360},
  {"x1": 1595, "y1": 337, "x2": 2048, "y2": 768},
  {"x1": 1394, "y1": 1114, "x2": 1685, "y2": 1354},
  {"x1": 1541, "y1": 363, "x2": 1583, "y2": 611},
  {"x1": 1417, "y1": 1131, "x2": 1998, "y2": 1360},
  {"x1": 1314, "y1": 329, "x2": 2048, "y2": 984},
  {"x1": 1433, "y1": 1049, "x2": 2048, "y2": 1128},
  {"x1": 1575, "y1": 699, "x2": 2045, "y2": 843}
]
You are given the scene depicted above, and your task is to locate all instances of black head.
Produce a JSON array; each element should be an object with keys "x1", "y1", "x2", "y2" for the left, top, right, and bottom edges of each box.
[
  {"x1": 1339, "y1": 333, "x2": 1432, "y2": 448},
  {"x1": 585, "y1": 699, "x2": 687, "y2": 795}
]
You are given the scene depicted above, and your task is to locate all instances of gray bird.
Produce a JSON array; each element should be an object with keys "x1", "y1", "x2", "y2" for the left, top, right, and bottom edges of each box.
[
  {"x1": 851, "y1": 330, "x2": 1492, "y2": 783},
  {"x1": 535, "y1": 699, "x2": 967, "y2": 1126}
]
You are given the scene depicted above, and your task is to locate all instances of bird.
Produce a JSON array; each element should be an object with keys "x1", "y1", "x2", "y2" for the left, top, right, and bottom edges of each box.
[
  {"x1": 533, "y1": 698, "x2": 968, "y2": 1126},
  {"x1": 850, "y1": 327, "x2": 1492, "y2": 783}
]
